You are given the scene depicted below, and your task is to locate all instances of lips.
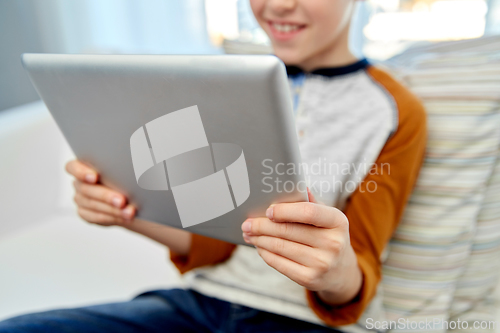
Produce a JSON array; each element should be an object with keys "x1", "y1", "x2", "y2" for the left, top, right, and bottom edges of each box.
[{"x1": 267, "y1": 21, "x2": 306, "y2": 41}]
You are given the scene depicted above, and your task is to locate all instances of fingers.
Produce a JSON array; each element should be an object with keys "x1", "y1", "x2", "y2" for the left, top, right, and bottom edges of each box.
[
  {"x1": 66, "y1": 160, "x2": 99, "y2": 184},
  {"x1": 73, "y1": 180, "x2": 127, "y2": 209},
  {"x1": 307, "y1": 187, "x2": 317, "y2": 203},
  {"x1": 74, "y1": 193, "x2": 136, "y2": 221},
  {"x1": 68, "y1": 160, "x2": 137, "y2": 227},
  {"x1": 242, "y1": 218, "x2": 321, "y2": 247},
  {"x1": 266, "y1": 202, "x2": 348, "y2": 229},
  {"x1": 77, "y1": 207, "x2": 127, "y2": 226},
  {"x1": 254, "y1": 247, "x2": 320, "y2": 290},
  {"x1": 306, "y1": 187, "x2": 326, "y2": 206},
  {"x1": 246, "y1": 234, "x2": 322, "y2": 267}
]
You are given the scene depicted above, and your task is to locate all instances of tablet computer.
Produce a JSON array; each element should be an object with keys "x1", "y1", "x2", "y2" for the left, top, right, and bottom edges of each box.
[{"x1": 22, "y1": 54, "x2": 307, "y2": 245}]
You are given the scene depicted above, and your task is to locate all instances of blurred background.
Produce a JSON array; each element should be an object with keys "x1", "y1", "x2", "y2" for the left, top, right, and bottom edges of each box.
[
  {"x1": 2, "y1": 0, "x2": 500, "y2": 111},
  {"x1": 1, "y1": 0, "x2": 500, "y2": 325}
]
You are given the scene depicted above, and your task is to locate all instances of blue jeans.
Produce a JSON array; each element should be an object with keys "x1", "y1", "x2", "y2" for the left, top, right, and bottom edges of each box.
[{"x1": 0, "y1": 288, "x2": 341, "y2": 333}]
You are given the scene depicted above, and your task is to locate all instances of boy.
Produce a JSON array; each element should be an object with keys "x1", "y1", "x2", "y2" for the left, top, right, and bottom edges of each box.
[{"x1": 0, "y1": 0, "x2": 426, "y2": 332}]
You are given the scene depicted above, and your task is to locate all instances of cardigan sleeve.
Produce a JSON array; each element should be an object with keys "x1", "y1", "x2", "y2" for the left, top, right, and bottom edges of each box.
[
  {"x1": 305, "y1": 66, "x2": 427, "y2": 326},
  {"x1": 169, "y1": 233, "x2": 236, "y2": 274}
]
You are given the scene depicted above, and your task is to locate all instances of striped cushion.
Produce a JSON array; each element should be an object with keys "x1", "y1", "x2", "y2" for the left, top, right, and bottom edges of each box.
[
  {"x1": 382, "y1": 36, "x2": 500, "y2": 332},
  {"x1": 448, "y1": 151, "x2": 500, "y2": 332}
]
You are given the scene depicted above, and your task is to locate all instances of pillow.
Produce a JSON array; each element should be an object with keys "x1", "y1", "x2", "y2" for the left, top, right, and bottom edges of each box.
[
  {"x1": 381, "y1": 36, "x2": 500, "y2": 332},
  {"x1": 447, "y1": 152, "x2": 500, "y2": 332}
]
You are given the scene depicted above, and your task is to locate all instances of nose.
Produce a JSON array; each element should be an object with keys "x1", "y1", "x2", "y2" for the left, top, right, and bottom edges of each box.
[{"x1": 268, "y1": 0, "x2": 297, "y2": 15}]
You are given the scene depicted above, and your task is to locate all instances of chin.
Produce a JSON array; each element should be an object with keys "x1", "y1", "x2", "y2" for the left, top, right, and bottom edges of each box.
[{"x1": 272, "y1": 48, "x2": 307, "y2": 67}]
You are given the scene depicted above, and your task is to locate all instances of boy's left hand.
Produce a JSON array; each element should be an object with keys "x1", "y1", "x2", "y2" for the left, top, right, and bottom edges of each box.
[{"x1": 241, "y1": 191, "x2": 362, "y2": 306}]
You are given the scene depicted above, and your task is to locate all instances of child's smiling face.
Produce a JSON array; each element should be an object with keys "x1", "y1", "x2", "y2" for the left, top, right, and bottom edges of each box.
[{"x1": 250, "y1": 0, "x2": 356, "y2": 70}]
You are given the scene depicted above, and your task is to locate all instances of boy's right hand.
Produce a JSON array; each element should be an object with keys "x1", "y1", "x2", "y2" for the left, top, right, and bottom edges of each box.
[{"x1": 65, "y1": 160, "x2": 136, "y2": 226}]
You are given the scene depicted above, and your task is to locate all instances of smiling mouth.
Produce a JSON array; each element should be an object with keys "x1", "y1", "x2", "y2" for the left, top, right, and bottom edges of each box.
[
  {"x1": 268, "y1": 21, "x2": 306, "y2": 40},
  {"x1": 271, "y1": 22, "x2": 304, "y2": 33}
]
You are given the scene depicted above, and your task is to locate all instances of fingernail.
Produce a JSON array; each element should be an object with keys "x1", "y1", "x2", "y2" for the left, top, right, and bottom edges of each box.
[
  {"x1": 242, "y1": 232, "x2": 250, "y2": 243},
  {"x1": 85, "y1": 173, "x2": 97, "y2": 183},
  {"x1": 266, "y1": 206, "x2": 274, "y2": 220},
  {"x1": 242, "y1": 219, "x2": 252, "y2": 233},
  {"x1": 112, "y1": 196, "x2": 123, "y2": 208},
  {"x1": 122, "y1": 206, "x2": 134, "y2": 219}
]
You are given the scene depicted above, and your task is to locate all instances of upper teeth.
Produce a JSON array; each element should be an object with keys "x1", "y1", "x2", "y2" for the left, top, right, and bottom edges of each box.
[{"x1": 273, "y1": 23, "x2": 300, "y2": 33}]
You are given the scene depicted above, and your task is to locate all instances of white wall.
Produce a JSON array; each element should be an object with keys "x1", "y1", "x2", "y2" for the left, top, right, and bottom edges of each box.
[{"x1": 0, "y1": 102, "x2": 182, "y2": 321}]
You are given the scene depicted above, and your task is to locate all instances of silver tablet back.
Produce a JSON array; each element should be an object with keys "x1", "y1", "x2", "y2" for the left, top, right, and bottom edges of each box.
[{"x1": 22, "y1": 54, "x2": 307, "y2": 245}]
